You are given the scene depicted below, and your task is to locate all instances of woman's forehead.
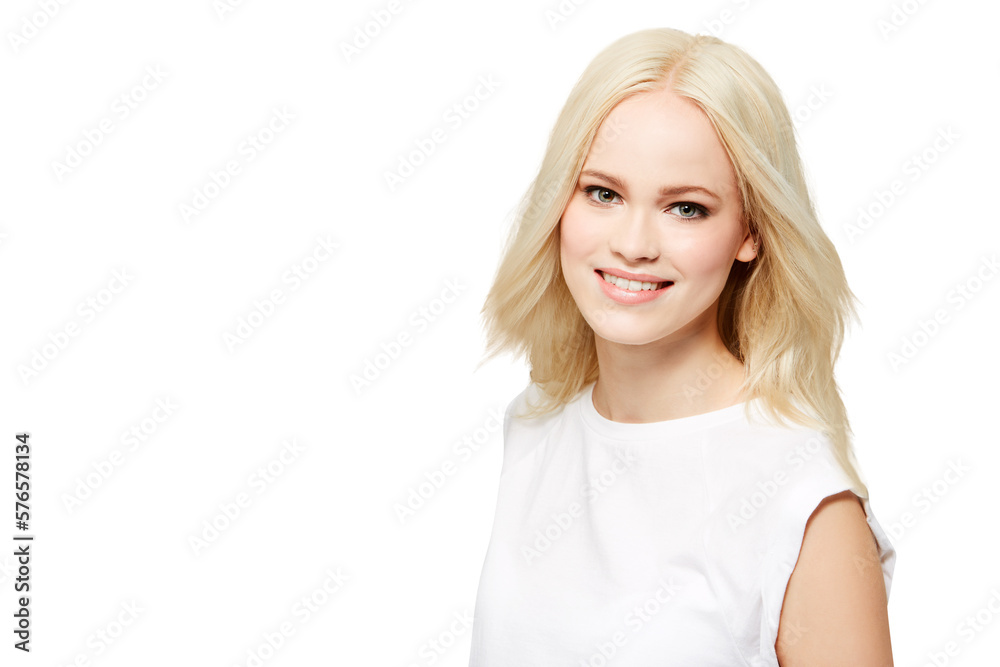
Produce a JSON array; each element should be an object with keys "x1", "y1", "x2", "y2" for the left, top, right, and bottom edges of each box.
[{"x1": 583, "y1": 90, "x2": 738, "y2": 197}]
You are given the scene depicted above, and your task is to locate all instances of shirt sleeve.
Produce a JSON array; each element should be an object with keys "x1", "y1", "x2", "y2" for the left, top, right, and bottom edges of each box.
[{"x1": 755, "y1": 436, "x2": 896, "y2": 666}]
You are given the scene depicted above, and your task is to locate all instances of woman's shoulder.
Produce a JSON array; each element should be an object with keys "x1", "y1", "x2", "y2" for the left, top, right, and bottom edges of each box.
[
  {"x1": 701, "y1": 419, "x2": 896, "y2": 664},
  {"x1": 498, "y1": 381, "x2": 582, "y2": 459},
  {"x1": 704, "y1": 420, "x2": 865, "y2": 532},
  {"x1": 504, "y1": 380, "x2": 583, "y2": 424},
  {"x1": 703, "y1": 409, "x2": 837, "y2": 484}
]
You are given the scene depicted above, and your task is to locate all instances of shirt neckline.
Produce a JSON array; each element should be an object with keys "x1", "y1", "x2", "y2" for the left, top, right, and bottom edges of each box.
[{"x1": 577, "y1": 381, "x2": 760, "y2": 440}]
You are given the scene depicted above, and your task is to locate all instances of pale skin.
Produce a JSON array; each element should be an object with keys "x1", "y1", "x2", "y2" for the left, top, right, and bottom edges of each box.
[
  {"x1": 559, "y1": 86, "x2": 893, "y2": 664},
  {"x1": 560, "y1": 86, "x2": 755, "y2": 423},
  {"x1": 777, "y1": 490, "x2": 894, "y2": 666}
]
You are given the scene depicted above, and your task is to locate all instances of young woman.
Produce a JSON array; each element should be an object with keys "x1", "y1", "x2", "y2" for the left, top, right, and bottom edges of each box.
[{"x1": 469, "y1": 28, "x2": 895, "y2": 666}]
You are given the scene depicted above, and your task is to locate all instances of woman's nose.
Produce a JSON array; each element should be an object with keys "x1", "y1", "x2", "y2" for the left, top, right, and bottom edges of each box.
[{"x1": 609, "y1": 206, "x2": 660, "y2": 262}]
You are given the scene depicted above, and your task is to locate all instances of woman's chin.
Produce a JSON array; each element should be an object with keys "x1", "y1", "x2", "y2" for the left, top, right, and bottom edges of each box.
[{"x1": 591, "y1": 327, "x2": 668, "y2": 348}]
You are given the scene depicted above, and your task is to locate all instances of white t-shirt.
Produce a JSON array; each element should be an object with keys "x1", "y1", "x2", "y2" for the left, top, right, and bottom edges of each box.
[{"x1": 469, "y1": 381, "x2": 895, "y2": 666}]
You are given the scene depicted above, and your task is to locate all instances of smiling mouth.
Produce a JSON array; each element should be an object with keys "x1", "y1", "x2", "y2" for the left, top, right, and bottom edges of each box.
[{"x1": 597, "y1": 270, "x2": 673, "y2": 292}]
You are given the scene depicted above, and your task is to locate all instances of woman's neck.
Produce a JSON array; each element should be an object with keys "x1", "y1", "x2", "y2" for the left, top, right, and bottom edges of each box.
[{"x1": 591, "y1": 332, "x2": 747, "y2": 423}]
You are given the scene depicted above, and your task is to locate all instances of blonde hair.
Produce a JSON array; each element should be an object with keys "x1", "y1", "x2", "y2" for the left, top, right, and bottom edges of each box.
[{"x1": 478, "y1": 27, "x2": 867, "y2": 495}]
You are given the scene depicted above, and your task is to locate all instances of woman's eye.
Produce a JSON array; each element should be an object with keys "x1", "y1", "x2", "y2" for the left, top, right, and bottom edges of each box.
[
  {"x1": 584, "y1": 186, "x2": 620, "y2": 205},
  {"x1": 669, "y1": 203, "x2": 707, "y2": 219}
]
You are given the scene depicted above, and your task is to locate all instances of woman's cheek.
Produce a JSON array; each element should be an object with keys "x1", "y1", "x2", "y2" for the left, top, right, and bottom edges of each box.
[
  {"x1": 559, "y1": 207, "x2": 596, "y2": 265},
  {"x1": 672, "y1": 230, "x2": 735, "y2": 277}
]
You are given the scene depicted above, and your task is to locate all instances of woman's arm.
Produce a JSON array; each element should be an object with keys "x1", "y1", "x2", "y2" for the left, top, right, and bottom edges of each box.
[{"x1": 776, "y1": 490, "x2": 894, "y2": 666}]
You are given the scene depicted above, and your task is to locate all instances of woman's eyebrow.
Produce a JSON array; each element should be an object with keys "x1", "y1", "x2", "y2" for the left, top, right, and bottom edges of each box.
[{"x1": 580, "y1": 169, "x2": 722, "y2": 203}]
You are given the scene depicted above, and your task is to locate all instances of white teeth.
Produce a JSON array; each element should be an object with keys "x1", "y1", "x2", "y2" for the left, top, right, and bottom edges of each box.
[{"x1": 600, "y1": 271, "x2": 668, "y2": 292}]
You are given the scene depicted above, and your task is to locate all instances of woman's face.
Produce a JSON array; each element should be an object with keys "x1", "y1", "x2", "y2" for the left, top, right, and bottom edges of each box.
[{"x1": 559, "y1": 88, "x2": 756, "y2": 347}]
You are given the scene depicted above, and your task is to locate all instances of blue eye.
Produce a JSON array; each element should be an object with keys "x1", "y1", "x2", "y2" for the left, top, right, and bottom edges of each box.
[{"x1": 669, "y1": 203, "x2": 707, "y2": 219}]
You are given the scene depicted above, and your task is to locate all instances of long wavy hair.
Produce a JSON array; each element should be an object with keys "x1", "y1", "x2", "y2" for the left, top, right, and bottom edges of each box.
[{"x1": 478, "y1": 27, "x2": 867, "y2": 495}]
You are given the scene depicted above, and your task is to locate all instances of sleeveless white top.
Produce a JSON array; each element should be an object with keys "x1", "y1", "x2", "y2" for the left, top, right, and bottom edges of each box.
[{"x1": 469, "y1": 381, "x2": 895, "y2": 666}]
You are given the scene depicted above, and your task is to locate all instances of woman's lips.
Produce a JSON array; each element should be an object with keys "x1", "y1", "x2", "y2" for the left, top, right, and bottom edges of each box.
[
  {"x1": 596, "y1": 267, "x2": 670, "y2": 283},
  {"x1": 596, "y1": 269, "x2": 673, "y2": 291},
  {"x1": 595, "y1": 270, "x2": 673, "y2": 304}
]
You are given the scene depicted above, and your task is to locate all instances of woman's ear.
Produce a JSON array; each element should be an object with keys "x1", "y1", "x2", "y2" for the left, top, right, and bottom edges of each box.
[{"x1": 735, "y1": 229, "x2": 758, "y2": 263}]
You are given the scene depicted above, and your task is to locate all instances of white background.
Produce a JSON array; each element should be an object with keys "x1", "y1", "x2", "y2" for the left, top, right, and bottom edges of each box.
[{"x1": 1, "y1": 0, "x2": 998, "y2": 665}]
